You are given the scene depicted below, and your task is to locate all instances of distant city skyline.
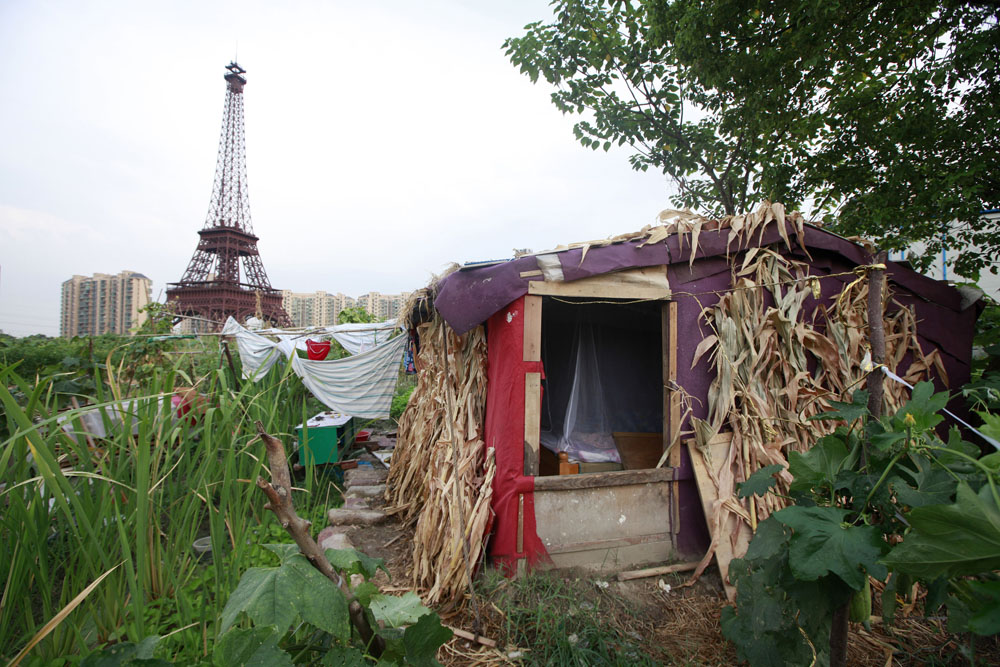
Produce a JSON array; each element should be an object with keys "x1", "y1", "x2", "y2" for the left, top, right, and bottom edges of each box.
[
  {"x1": 281, "y1": 289, "x2": 412, "y2": 329},
  {"x1": 60, "y1": 270, "x2": 152, "y2": 337},
  {"x1": 0, "y1": 0, "x2": 675, "y2": 337}
]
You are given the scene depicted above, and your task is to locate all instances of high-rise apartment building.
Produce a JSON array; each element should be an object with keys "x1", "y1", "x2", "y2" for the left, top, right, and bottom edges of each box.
[
  {"x1": 356, "y1": 291, "x2": 412, "y2": 321},
  {"x1": 280, "y1": 290, "x2": 412, "y2": 328},
  {"x1": 281, "y1": 291, "x2": 356, "y2": 328},
  {"x1": 60, "y1": 271, "x2": 152, "y2": 337}
]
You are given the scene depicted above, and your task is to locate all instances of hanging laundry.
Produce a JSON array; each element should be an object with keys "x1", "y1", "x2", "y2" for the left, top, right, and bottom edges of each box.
[{"x1": 291, "y1": 335, "x2": 407, "y2": 418}]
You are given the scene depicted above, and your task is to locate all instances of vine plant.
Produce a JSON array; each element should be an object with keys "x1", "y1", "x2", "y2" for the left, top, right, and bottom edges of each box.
[{"x1": 722, "y1": 382, "x2": 1000, "y2": 665}]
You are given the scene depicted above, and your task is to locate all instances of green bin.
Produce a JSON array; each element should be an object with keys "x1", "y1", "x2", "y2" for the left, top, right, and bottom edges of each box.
[{"x1": 296, "y1": 412, "x2": 355, "y2": 466}]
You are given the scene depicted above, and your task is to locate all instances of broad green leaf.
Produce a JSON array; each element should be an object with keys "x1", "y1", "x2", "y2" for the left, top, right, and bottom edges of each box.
[
  {"x1": 808, "y1": 391, "x2": 869, "y2": 423},
  {"x1": 893, "y1": 381, "x2": 947, "y2": 433},
  {"x1": 277, "y1": 555, "x2": 351, "y2": 640},
  {"x1": 788, "y1": 435, "x2": 853, "y2": 493},
  {"x1": 889, "y1": 454, "x2": 956, "y2": 507},
  {"x1": 883, "y1": 483, "x2": 1000, "y2": 579},
  {"x1": 325, "y1": 547, "x2": 387, "y2": 580},
  {"x1": 80, "y1": 637, "x2": 171, "y2": 667},
  {"x1": 743, "y1": 516, "x2": 789, "y2": 562},
  {"x1": 774, "y1": 505, "x2": 886, "y2": 589},
  {"x1": 965, "y1": 580, "x2": 1000, "y2": 635},
  {"x1": 263, "y1": 543, "x2": 300, "y2": 562},
  {"x1": 213, "y1": 626, "x2": 292, "y2": 667},
  {"x1": 977, "y1": 411, "x2": 1000, "y2": 449},
  {"x1": 353, "y1": 580, "x2": 380, "y2": 606},
  {"x1": 979, "y1": 451, "x2": 1000, "y2": 473},
  {"x1": 319, "y1": 646, "x2": 368, "y2": 666},
  {"x1": 218, "y1": 566, "x2": 294, "y2": 635},
  {"x1": 369, "y1": 592, "x2": 432, "y2": 628},
  {"x1": 737, "y1": 464, "x2": 784, "y2": 498},
  {"x1": 402, "y1": 612, "x2": 452, "y2": 667}
]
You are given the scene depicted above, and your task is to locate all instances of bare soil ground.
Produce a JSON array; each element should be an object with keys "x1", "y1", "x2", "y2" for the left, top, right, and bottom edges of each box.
[
  {"x1": 350, "y1": 509, "x2": 1000, "y2": 666},
  {"x1": 355, "y1": 438, "x2": 1000, "y2": 665}
]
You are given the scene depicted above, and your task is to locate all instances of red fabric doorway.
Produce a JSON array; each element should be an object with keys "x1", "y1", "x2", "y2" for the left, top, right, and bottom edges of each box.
[{"x1": 484, "y1": 296, "x2": 550, "y2": 572}]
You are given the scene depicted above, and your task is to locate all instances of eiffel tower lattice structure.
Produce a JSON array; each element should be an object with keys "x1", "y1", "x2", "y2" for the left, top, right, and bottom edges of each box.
[{"x1": 167, "y1": 62, "x2": 290, "y2": 330}]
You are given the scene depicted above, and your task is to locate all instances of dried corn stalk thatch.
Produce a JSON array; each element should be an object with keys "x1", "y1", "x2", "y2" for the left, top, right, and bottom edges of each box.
[
  {"x1": 544, "y1": 200, "x2": 808, "y2": 267},
  {"x1": 689, "y1": 247, "x2": 946, "y2": 585},
  {"x1": 385, "y1": 309, "x2": 492, "y2": 611}
]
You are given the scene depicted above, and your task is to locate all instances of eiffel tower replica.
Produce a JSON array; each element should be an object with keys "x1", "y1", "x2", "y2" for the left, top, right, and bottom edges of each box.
[{"x1": 167, "y1": 62, "x2": 290, "y2": 330}]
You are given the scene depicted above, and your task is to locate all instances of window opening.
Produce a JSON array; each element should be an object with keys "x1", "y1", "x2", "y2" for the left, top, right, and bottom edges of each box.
[{"x1": 538, "y1": 297, "x2": 664, "y2": 475}]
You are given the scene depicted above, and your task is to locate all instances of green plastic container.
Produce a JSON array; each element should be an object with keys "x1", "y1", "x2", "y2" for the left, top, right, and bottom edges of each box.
[{"x1": 296, "y1": 413, "x2": 357, "y2": 466}]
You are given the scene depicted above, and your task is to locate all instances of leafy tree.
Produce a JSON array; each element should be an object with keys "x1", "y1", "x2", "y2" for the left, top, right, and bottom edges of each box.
[
  {"x1": 337, "y1": 307, "x2": 379, "y2": 324},
  {"x1": 504, "y1": 0, "x2": 999, "y2": 277}
]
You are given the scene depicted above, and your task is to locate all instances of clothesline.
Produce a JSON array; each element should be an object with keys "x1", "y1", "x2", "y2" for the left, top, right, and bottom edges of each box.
[{"x1": 221, "y1": 317, "x2": 406, "y2": 418}]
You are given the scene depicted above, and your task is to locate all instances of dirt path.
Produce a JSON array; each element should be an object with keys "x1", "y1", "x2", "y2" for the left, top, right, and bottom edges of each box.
[{"x1": 334, "y1": 439, "x2": 1000, "y2": 665}]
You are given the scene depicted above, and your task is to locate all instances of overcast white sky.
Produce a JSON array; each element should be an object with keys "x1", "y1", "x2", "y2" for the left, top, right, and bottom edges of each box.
[{"x1": 0, "y1": 0, "x2": 674, "y2": 337}]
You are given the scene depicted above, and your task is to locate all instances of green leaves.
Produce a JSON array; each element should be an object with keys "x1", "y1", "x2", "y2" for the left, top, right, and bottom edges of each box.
[
  {"x1": 213, "y1": 626, "x2": 292, "y2": 667},
  {"x1": 401, "y1": 613, "x2": 454, "y2": 667},
  {"x1": 787, "y1": 432, "x2": 856, "y2": 495},
  {"x1": 369, "y1": 592, "x2": 431, "y2": 628},
  {"x1": 217, "y1": 545, "x2": 451, "y2": 666},
  {"x1": 218, "y1": 552, "x2": 349, "y2": 638},
  {"x1": 737, "y1": 463, "x2": 784, "y2": 498},
  {"x1": 372, "y1": 594, "x2": 453, "y2": 667},
  {"x1": 883, "y1": 483, "x2": 1000, "y2": 580},
  {"x1": 809, "y1": 390, "x2": 869, "y2": 424},
  {"x1": 325, "y1": 548, "x2": 387, "y2": 581},
  {"x1": 774, "y1": 505, "x2": 887, "y2": 589},
  {"x1": 893, "y1": 381, "x2": 948, "y2": 433}
]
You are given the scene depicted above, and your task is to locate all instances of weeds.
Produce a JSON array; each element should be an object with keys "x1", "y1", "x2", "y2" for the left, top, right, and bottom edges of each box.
[
  {"x1": 478, "y1": 569, "x2": 660, "y2": 666},
  {"x1": 0, "y1": 348, "x2": 339, "y2": 663}
]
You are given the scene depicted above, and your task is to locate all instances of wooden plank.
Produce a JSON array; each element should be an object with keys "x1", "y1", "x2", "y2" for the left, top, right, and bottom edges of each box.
[
  {"x1": 523, "y1": 294, "x2": 542, "y2": 362},
  {"x1": 519, "y1": 270, "x2": 543, "y2": 278},
  {"x1": 668, "y1": 300, "x2": 680, "y2": 464},
  {"x1": 544, "y1": 542, "x2": 675, "y2": 572},
  {"x1": 446, "y1": 626, "x2": 498, "y2": 648},
  {"x1": 662, "y1": 301, "x2": 670, "y2": 458},
  {"x1": 545, "y1": 532, "x2": 673, "y2": 555},
  {"x1": 516, "y1": 493, "x2": 524, "y2": 553},
  {"x1": 523, "y1": 372, "x2": 541, "y2": 476},
  {"x1": 617, "y1": 559, "x2": 702, "y2": 582},
  {"x1": 669, "y1": 302, "x2": 681, "y2": 532},
  {"x1": 687, "y1": 437, "x2": 751, "y2": 603},
  {"x1": 533, "y1": 467, "x2": 673, "y2": 490},
  {"x1": 534, "y1": 480, "x2": 674, "y2": 571},
  {"x1": 528, "y1": 266, "x2": 671, "y2": 299}
]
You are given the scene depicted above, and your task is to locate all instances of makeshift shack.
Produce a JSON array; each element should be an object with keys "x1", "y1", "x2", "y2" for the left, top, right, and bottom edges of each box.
[{"x1": 386, "y1": 203, "x2": 979, "y2": 607}]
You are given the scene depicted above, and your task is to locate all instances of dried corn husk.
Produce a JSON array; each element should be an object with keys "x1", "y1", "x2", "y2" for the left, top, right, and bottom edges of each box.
[
  {"x1": 385, "y1": 310, "x2": 491, "y2": 611},
  {"x1": 689, "y1": 247, "x2": 942, "y2": 584}
]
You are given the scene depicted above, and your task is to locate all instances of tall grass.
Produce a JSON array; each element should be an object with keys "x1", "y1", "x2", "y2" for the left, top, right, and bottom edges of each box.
[{"x1": 0, "y1": 350, "x2": 337, "y2": 663}]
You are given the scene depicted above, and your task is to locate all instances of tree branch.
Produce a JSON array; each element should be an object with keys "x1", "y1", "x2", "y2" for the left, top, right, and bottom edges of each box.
[{"x1": 254, "y1": 421, "x2": 384, "y2": 657}]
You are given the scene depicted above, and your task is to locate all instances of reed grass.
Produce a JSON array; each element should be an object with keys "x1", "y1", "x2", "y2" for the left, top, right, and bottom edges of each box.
[{"x1": 0, "y1": 347, "x2": 339, "y2": 663}]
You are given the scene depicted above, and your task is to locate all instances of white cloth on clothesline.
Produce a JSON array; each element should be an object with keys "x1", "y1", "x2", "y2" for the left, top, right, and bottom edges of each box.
[
  {"x1": 221, "y1": 317, "x2": 406, "y2": 417},
  {"x1": 221, "y1": 317, "x2": 285, "y2": 381},
  {"x1": 291, "y1": 334, "x2": 407, "y2": 418}
]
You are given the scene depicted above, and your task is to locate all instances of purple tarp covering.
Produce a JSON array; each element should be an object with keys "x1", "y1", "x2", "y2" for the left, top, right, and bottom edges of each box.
[{"x1": 434, "y1": 223, "x2": 966, "y2": 334}]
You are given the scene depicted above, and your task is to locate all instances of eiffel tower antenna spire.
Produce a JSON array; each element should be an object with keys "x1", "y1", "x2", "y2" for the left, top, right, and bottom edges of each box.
[{"x1": 167, "y1": 61, "x2": 290, "y2": 330}]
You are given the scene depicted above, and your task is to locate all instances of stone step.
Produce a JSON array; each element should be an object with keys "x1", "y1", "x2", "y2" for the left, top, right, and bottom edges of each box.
[
  {"x1": 317, "y1": 525, "x2": 354, "y2": 552},
  {"x1": 343, "y1": 496, "x2": 370, "y2": 510},
  {"x1": 345, "y1": 467, "x2": 388, "y2": 486},
  {"x1": 346, "y1": 484, "x2": 386, "y2": 499},
  {"x1": 328, "y1": 508, "x2": 387, "y2": 526}
]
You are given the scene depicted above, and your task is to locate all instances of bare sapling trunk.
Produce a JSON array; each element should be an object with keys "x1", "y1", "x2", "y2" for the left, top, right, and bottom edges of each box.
[
  {"x1": 254, "y1": 421, "x2": 384, "y2": 657},
  {"x1": 831, "y1": 253, "x2": 888, "y2": 667}
]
